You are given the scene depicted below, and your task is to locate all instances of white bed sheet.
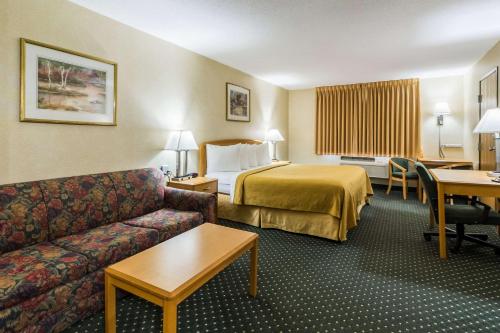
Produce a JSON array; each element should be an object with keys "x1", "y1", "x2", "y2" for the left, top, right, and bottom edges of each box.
[
  {"x1": 206, "y1": 165, "x2": 270, "y2": 200},
  {"x1": 205, "y1": 171, "x2": 239, "y2": 185},
  {"x1": 217, "y1": 183, "x2": 231, "y2": 195}
]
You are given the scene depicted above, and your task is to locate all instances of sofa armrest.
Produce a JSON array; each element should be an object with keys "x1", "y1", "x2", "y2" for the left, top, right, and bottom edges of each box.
[{"x1": 164, "y1": 187, "x2": 217, "y2": 224}]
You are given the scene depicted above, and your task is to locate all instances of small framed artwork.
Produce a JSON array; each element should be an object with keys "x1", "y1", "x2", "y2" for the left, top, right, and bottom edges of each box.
[
  {"x1": 226, "y1": 83, "x2": 250, "y2": 122},
  {"x1": 20, "y1": 38, "x2": 117, "y2": 125}
]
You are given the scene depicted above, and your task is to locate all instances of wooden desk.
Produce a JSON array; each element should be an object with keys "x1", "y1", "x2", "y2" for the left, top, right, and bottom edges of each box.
[
  {"x1": 429, "y1": 169, "x2": 500, "y2": 259},
  {"x1": 417, "y1": 157, "x2": 473, "y2": 169},
  {"x1": 105, "y1": 223, "x2": 259, "y2": 332}
]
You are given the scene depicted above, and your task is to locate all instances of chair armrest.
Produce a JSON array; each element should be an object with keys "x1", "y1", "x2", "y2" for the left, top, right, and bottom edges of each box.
[
  {"x1": 389, "y1": 160, "x2": 407, "y2": 173},
  {"x1": 164, "y1": 187, "x2": 217, "y2": 224}
]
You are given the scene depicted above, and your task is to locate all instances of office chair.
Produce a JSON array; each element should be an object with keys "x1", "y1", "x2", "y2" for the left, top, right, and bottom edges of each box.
[{"x1": 415, "y1": 162, "x2": 500, "y2": 255}]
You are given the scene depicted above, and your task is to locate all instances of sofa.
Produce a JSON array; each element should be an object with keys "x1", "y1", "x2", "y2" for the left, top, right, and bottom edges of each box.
[{"x1": 0, "y1": 168, "x2": 216, "y2": 332}]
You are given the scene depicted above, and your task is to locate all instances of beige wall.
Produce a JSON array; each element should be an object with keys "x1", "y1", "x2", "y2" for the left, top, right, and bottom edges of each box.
[
  {"x1": 0, "y1": 0, "x2": 289, "y2": 184},
  {"x1": 289, "y1": 76, "x2": 465, "y2": 164},
  {"x1": 420, "y1": 75, "x2": 465, "y2": 159},
  {"x1": 464, "y1": 41, "x2": 500, "y2": 167}
]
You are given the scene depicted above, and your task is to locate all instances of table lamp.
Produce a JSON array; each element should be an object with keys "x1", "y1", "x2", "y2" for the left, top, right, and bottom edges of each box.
[
  {"x1": 265, "y1": 129, "x2": 284, "y2": 161},
  {"x1": 473, "y1": 107, "x2": 500, "y2": 177},
  {"x1": 434, "y1": 102, "x2": 451, "y2": 158},
  {"x1": 164, "y1": 130, "x2": 198, "y2": 177}
]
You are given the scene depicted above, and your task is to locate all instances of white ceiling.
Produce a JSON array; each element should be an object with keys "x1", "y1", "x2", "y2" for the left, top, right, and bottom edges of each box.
[{"x1": 70, "y1": 0, "x2": 500, "y2": 90}]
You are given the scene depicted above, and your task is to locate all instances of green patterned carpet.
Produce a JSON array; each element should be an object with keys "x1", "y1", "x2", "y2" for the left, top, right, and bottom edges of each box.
[{"x1": 65, "y1": 188, "x2": 500, "y2": 332}]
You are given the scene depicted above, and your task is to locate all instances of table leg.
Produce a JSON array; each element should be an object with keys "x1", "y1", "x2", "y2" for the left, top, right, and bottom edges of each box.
[
  {"x1": 105, "y1": 273, "x2": 116, "y2": 333},
  {"x1": 437, "y1": 182, "x2": 447, "y2": 259},
  {"x1": 163, "y1": 300, "x2": 177, "y2": 333},
  {"x1": 249, "y1": 239, "x2": 258, "y2": 297}
]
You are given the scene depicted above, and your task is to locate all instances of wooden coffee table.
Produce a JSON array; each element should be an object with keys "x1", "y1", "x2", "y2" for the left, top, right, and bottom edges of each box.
[{"x1": 104, "y1": 223, "x2": 259, "y2": 333}]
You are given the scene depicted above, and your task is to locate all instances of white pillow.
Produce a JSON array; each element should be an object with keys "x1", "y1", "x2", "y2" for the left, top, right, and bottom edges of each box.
[
  {"x1": 247, "y1": 144, "x2": 258, "y2": 167},
  {"x1": 239, "y1": 144, "x2": 250, "y2": 170},
  {"x1": 256, "y1": 143, "x2": 272, "y2": 166},
  {"x1": 206, "y1": 144, "x2": 242, "y2": 173}
]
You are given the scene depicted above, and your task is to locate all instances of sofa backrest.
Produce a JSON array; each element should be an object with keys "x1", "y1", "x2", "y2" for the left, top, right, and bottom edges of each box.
[
  {"x1": 0, "y1": 168, "x2": 164, "y2": 250},
  {"x1": 0, "y1": 181, "x2": 48, "y2": 254},
  {"x1": 40, "y1": 174, "x2": 119, "y2": 240},
  {"x1": 108, "y1": 168, "x2": 165, "y2": 221}
]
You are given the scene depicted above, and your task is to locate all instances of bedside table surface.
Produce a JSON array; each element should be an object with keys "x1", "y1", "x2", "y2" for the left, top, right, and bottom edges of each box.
[{"x1": 168, "y1": 177, "x2": 217, "y2": 186}]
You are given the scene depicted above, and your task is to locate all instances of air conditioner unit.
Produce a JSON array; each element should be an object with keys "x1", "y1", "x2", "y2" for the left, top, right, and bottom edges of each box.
[{"x1": 339, "y1": 156, "x2": 389, "y2": 178}]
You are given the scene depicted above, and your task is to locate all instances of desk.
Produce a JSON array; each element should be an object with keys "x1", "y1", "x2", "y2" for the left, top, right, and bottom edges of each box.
[
  {"x1": 429, "y1": 169, "x2": 500, "y2": 259},
  {"x1": 418, "y1": 158, "x2": 473, "y2": 203},
  {"x1": 417, "y1": 157, "x2": 473, "y2": 169}
]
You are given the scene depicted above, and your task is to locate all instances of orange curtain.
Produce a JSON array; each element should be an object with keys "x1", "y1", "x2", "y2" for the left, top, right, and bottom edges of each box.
[{"x1": 315, "y1": 78, "x2": 421, "y2": 158}]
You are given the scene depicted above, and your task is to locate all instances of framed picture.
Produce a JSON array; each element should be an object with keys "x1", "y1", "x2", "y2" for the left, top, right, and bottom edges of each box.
[
  {"x1": 20, "y1": 38, "x2": 117, "y2": 125},
  {"x1": 226, "y1": 83, "x2": 250, "y2": 122}
]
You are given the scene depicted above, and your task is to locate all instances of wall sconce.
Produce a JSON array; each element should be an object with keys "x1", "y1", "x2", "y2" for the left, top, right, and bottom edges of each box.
[{"x1": 434, "y1": 102, "x2": 451, "y2": 158}]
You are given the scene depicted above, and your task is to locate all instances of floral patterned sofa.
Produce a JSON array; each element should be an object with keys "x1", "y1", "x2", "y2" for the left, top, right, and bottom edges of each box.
[{"x1": 0, "y1": 168, "x2": 216, "y2": 332}]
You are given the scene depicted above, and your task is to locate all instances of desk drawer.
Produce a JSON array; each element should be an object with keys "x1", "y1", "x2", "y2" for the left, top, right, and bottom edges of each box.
[{"x1": 193, "y1": 181, "x2": 217, "y2": 193}]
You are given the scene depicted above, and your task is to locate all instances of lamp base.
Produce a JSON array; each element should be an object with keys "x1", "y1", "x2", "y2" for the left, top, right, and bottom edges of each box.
[{"x1": 487, "y1": 171, "x2": 500, "y2": 177}]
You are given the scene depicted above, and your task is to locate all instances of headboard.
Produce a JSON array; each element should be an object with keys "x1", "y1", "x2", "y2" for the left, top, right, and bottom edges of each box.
[{"x1": 199, "y1": 139, "x2": 262, "y2": 176}]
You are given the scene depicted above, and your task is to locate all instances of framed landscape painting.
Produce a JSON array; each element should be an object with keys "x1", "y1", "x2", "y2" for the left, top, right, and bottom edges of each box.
[
  {"x1": 20, "y1": 38, "x2": 117, "y2": 125},
  {"x1": 226, "y1": 83, "x2": 250, "y2": 122}
]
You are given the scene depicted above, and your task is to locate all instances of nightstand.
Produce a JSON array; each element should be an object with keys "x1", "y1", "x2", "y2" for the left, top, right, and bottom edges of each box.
[{"x1": 167, "y1": 177, "x2": 218, "y2": 194}]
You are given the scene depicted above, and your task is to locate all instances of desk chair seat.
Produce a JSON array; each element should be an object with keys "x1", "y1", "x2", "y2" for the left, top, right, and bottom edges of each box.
[
  {"x1": 445, "y1": 204, "x2": 500, "y2": 225},
  {"x1": 416, "y1": 162, "x2": 500, "y2": 255},
  {"x1": 392, "y1": 171, "x2": 419, "y2": 179}
]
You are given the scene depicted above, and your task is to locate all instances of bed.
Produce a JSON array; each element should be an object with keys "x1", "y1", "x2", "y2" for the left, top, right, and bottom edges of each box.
[{"x1": 200, "y1": 139, "x2": 373, "y2": 241}]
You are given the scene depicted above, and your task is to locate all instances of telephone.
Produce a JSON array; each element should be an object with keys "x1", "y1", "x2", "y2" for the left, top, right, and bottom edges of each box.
[{"x1": 172, "y1": 173, "x2": 198, "y2": 181}]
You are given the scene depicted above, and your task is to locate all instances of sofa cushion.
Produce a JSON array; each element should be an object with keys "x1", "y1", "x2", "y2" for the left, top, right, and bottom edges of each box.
[
  {"x1": 109, "y1": 168, "x2": 165, "y2": 221},
  {"x1": 0, "y1": 269, "x2": 103, "y2": 333},
  {"x1": 0, "y1": 243, "x2": 88, "y2": 311},
  {"x1": 123, "y1": 208, "x2": 204, "y2": 242},
  {"x1": 0, "y1": 181, "x2": 48, "y2": 255},
  {"x1": 52, "y1": 223, "x2": 159, "y2": 271},
  {"x1": 39, "y1": 174, "x2": 119, "y2": 240}
]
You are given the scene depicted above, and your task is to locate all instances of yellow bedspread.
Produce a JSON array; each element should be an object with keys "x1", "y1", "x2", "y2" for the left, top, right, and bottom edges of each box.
[{"x1": 233, "y1": 163, "x2": 373, "y2": 240}]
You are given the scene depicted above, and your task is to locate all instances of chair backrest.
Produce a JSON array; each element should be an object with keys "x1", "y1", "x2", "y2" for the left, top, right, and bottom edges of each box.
[
  {"x1": 415, "y1": 162, "x2": 439, "y2": 215},
  {"x1": 391, "y1": 157, "x2": 409, "y2": 173}
]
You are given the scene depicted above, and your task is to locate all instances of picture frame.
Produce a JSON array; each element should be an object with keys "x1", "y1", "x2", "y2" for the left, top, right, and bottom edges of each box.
[
  {"x1": 20, "y1": 38, "x2": 117, "y2": 126},
  {"x1": 226, "y1": 83, "x2": 250, "y2": 122}
]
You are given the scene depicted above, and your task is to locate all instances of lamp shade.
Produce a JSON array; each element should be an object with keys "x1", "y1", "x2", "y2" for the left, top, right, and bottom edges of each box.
[
  {"x1": 473, "y1": 108, "x2": 500, "y2": 134},
  {"x1": 434, "y1": 102, "x2": 451, "y2": 115},
  {"x1": 265, "y1": 129, "x2": 284, "y2": 142},
  {"x1": 164, "y1": 130, "x2": 198, "y2": 151}
]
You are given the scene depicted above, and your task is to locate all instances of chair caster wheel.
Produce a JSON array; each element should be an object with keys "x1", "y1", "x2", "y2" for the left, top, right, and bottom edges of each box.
[{"x1": 423, "y1": 234, "x2": 431, "y2": 241}]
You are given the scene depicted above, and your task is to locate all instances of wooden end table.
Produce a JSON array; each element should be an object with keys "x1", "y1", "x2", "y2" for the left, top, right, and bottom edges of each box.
[
  {"x1": 104, "y1": 223, "x2": 258, "y2": 332},
  {"x1": 167, "y1": 177, "x2": 218, "y2": 194}
]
